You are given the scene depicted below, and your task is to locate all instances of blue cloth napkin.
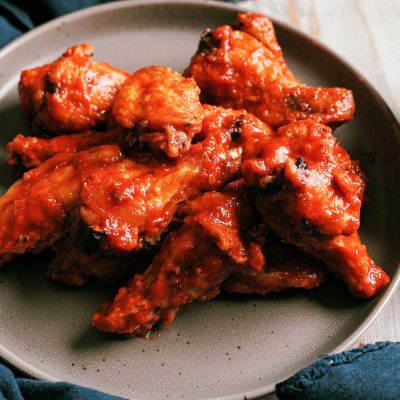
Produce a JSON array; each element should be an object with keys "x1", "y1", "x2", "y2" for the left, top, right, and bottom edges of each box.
[
  {"x1": 0, "y1": 363, "x2": 125, "y2": 400},
  {"x1": 276, "y1": 341, "x2": 400, "y2": 400},
  {"x1": 1, "y1": 1, "x2": 399, "y2": 400},
  {"x1": 0, "y1": 0, "x2": 243, "y2": 47}
]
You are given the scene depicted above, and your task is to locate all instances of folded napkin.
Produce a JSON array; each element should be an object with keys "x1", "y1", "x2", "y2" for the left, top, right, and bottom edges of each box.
[
  {"x1": 0, "y1": 0, "x2": 244, "y2": 47},
  {"x1": 0, "y1": 0, "x2": 107, "y2": 47},
  {"x1": 276, "y1": 341, "x2": 400, "y2": 400},
  {"x1": 0, "y1": 363, "x2": 125, "y2": 400}
]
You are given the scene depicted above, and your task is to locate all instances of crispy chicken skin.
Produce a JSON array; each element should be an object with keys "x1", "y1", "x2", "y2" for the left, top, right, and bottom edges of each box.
[
  {"x1": 113, "y1": 66, "x2": 204, "y2": 158},
  {"x1": 242, "y1": 119, "x2": 365, "y2": 237},
  {"x1": 78, "y1": 105, "x2": 270, "y2": 254},
  {"x1": 241, "y1": 119, "x2": 389, "y2": 297},
  {"x1": 19, "y1": 44, "x2": 128, "y2": 134},
  {"x1": 223, "y1": 235, "x2": 327, "y2": 294},
  {"x1": 0, "y1": 145, "x2": 124, "y2": 267},
  {"x1": 186, "y1": 13, "x2": 355, "y2": 128},
  {"x1": 7, "y1": 129, "x2": 120, "y2": 169},
  {"x1": 92, "y1": 185, "x2": 265, "y2": 335},
  {"x1": 93, "y1": 225, "x2": 236, "y2": 335}
]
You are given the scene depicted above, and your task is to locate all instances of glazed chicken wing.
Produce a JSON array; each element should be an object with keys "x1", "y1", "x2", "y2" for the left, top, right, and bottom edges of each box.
[
  {"x1": 19, "y1": 44, "x2": 128, "y2": 134},
  {"x1": 241, "y1": 119, "x2": 389, "y2": 297},
  {"x1": 242, "y1": 119, "x2": 365, "y2": 236},
  {"x1": 92, "y1": 224, "x2": 236, "y2": 335},
  {"x1": 7, "y1": 129, "x2": 120, "y2": 169},
  {"x1": 186, "y1": 13, "x2": 354, "y2": 128},
  {"x1": 92, "y1": 184, "x2": 265, "y2": 335},
  {"x1": 78, "y1": 105, "x2": 271, "y2": 254},
  {"x1": 113, "y1": 66, "x2": 204, "y2": 158},
  {"x1": 0, "y1": 145, "x2": 124, "y2": 267},
  {"x1": 223, "y1": 234, "x2": 327, "y2": 294}
]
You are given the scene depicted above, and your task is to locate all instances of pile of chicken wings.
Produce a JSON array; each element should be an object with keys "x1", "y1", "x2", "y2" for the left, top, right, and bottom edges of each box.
[{"x1": 1, "y1": 13, "x2": 389, "y2": 336}]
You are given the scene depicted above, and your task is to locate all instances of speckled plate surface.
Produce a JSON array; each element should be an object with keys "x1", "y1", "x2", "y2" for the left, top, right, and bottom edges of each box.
[{"x1": 0, "y1": 1, "x2": 399, "y2": 399}]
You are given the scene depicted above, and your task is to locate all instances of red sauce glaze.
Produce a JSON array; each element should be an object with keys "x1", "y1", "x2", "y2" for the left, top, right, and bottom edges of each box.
[
  {"x1": 7, "y1": 129, "x2": 120, "y2": 169},
  {"x1": 113, "y1": 66, "x2": 204, "y2": 158},
  {"x1": 0, "y1": 145, "x2": 123, "y2": 266},
  {"x1": 241, "y1": 119, "x2": 389, "y2": 298},
  {"x1": 186, "y1": 13, "x2": 355, "y2": 128},
  {"x1": 242, "y1": 119, "x2": 365, "y2": 237},
  {"x1": 92, "y1": 224, "x2": 233, "y2": 335},
  {"x1": 92, "y1": 184, "x2": 265, "y2": 335},
  {"x1": 79, "y1": 106, "x2": 266, "y2": 253},
  {"x1": 19, "y1": 44, "x2": 128, "y2": 134}
]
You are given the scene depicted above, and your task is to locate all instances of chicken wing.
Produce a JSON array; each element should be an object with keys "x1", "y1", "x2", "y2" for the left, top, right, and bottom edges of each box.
[
  {"x1": 113, "y1": 66, "x2": 204, "y2": 158},
  {"x1": 92, "y1": 183, "x2": 265, "y2": 335},
  {"x1": 241, "y1": 119, "x2": 389, "y2": 297},
  {"x1": 7, "y1": 129, "x2": 120, "y2": 170},
  {"x1": 19, "y1": 44, "x2": 128, "y2": 134},
  {"x1": 242, "y1": 119, "x2": 364, "y2": 236},
  {"x1": 78, "y1": 105, "x2": 271, "y2": 254},
  {"x1": 186, "y1": 13, "x2": 354, "y2": 128},
  {"x1": 223, "y1": 234, "x2": 327, "y2": 294},
  {"x1": 0, "y1": 145, "x2": 124, "y2": 267}
]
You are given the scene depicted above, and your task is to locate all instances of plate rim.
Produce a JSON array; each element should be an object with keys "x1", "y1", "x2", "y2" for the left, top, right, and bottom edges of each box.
[{"x1": 0, "y1": 1, "x2": 399, "y2": 399}]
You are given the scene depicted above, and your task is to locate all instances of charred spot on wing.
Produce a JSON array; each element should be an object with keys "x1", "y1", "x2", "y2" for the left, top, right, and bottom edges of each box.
[
  {"x1": 300, "y1": 220, "x2": 318, "y2": 237},
  {"x1": 79, "y1": 227, "x2": 107, "y2": 254},
  {"x1": 44, "y1": 76, "x2": 59, "y2": 95},
  {"x1": 228, "y1": 116, "x2": 244, "y2": 141},
  {"x1": 7, "y1": 153, "x2": 28, "y2": 177},
  {"x1": 295, "y1": 157, "x2": 308, "y2": 171},
  {"x1": 258, "y1": 171, "x2": 285, "y2": 195},
  {"x1": 192, "y1": 129, "x2": 206, "y2": 144},
  {"x1": 231, "y1": 20, "x2": 244, "y2": 30},
  {"x1": 197, "y1": 29, "x2": 219, "y2": 55},
  {"x1": 286, "y1": 93, "x2": 311, "y2": 112}
]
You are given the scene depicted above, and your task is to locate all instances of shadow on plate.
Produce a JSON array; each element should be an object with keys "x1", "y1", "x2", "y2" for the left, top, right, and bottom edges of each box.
[
  {"x1": 71, "y1": 325, "x2": 130, "y2": 351},
  {"x1": 218, "y1": 277, "x2": 363, "y2": 311},
  {"x1": 0, "y1": 103, "x2": 29, "y2": 144},
  {"x1": 0, "y1": 103, "x2": 29, "y2": 190}
]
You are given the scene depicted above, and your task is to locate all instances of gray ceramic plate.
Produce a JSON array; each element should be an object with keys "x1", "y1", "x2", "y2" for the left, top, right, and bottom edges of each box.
[{"x1": 0, "y1": 1, "x2": 399, "y2": 399}]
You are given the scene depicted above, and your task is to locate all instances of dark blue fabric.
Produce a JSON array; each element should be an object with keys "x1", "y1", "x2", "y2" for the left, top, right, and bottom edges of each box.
[
  {"x1": 0, "y1": 0, "x2": 246, "y2": 48},
  {"x1": 0, "y1": 0, "x2": 110, "y2": 47},
  {"x1": 0, "y1": 363, "x2": 126, "y2": 400},
  {"x1": 276, "y1": 341, "x2": 400, "y2": 400}
]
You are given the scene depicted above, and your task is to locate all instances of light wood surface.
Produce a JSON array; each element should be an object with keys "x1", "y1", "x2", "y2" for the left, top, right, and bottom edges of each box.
[{"x1": 238, "y1": 0, "x2": 400, "y2": 398}]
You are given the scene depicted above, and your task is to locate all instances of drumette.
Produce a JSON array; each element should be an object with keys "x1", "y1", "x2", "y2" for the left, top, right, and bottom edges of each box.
[
  {"x1": 241, "y1": 119, "x2": 389, "y2": 297},
  {"x1": 187, "y1": 13, "x2": 354, "y2": 128}
]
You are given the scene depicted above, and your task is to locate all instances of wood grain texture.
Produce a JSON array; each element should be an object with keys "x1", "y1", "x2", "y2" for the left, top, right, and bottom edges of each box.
[{"x1": 239, "y1": 1, "x2": 400, "y2": 398}]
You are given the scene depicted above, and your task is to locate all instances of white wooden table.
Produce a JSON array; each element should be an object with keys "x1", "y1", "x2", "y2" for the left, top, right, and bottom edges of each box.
[{"x1": 238, "y1": 0, "x2": 400, "y2": 398}]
